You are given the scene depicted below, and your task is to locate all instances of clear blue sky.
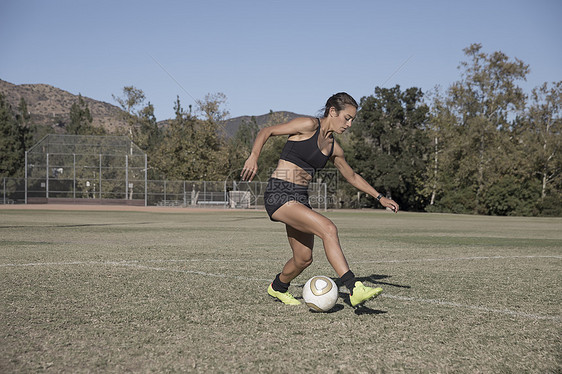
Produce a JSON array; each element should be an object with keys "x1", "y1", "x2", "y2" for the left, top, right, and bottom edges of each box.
[{"x1": 1, "y1": 0, "x2": 561, "y2": 120}]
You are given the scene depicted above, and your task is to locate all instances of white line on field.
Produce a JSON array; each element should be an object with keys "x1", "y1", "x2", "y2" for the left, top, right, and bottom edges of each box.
[
  {"x1": 0, "y1": 260, "x2": 272, "y2": 281},
  {"x1": 381, "y1": 294, "x2": 561, "y2": 321},
  {"x1": 0, "y1": 260, "x2": 102, "y2": 267},
  {"x1": 354, "y1": 255, "x2": 562, "y2": 264},
  {"x1": 1, "y1": 258, "x2": 560, "y2": 321},
  {"x1": 1, "y1": 255, "x2": 560, "y2": 268},
  {"x1": 106, "y1": 261, "x2": 272, "y2": 282},
  {"x1": 0, "y1": 259, "x2": 277, "y2": 268}
]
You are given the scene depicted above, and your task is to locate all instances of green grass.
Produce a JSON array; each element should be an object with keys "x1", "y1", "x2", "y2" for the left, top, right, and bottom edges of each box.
[{"x1": 1, "y1": 208, "x2": 561, "y2": 373}]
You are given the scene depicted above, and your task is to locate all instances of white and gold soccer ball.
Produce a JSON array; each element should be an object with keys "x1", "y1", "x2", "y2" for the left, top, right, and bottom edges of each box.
[{"x1": 302, "y1": 276, "x2": 338, "y2": 312}]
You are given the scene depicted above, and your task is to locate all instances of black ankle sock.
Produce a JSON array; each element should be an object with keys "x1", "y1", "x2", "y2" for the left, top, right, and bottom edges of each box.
[
  {"x1": 271, "y1": 273, "x2": 289, "y2": 293},
  {"x1": 340, "y1": 270, "x2": 357, "y2": 294}
]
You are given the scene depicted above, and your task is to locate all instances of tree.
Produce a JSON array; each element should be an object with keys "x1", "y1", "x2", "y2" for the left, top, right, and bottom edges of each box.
[
  {"x1": 196, "y1": 92, "x2": 229, "y2": 124},
  {"x1": 67, "y1": 94, "x2": 104, "y2": 135},
  {"x1": 16, "y1": 98, "x2": 31, "y2": 127},
  {"x1": 112, "y1": 85, "x2": 149, "y2": 139},
  {"x1": 254, "y1": 111, "x2": 290, "y2": 181},
  {"x1": 449, "y1": 44, "x2": 529, "y2": 213},
  {"x1": 234, "y1": 116, "x2": 260, "y2": 150},
  {"x1": 16, "y1": 97, "x2": 35, "y2": 150},
  {"x1": 112, "y1": 86, "x2": 162, "y2": 173},
  {"x1": 424, "y1": 89, "x2": 450, "y2": 207},
  {"x1": 227, "y1": 116, "x2": 260, "y2": 177},
  {"x1": 132, "y1": 102, "x2": 161, "y2": 153},
  {"x1": 154, "y1": 96, "x2": 229, "y2": 180},
  {"x1": 225, "y1": 111, "x2": 292, "y2": 182},
  {"x1": 520, "y1": 81, "x2": 562, "y2": 215},
  {"x1": 427, "y1": 44, "x2": 530, "y2": 215},
  {"x1": 349, "y1": 85, "x2": 430, "y2": 211},
  {"x1": 0, "y1": 94, "x2": 29, "y2": 177},
  {"x1": 112, "y1": 86, "x2": 146, "y2": 116},
  {"x1": 424, "y1": 89, "x2": 477, "y2": 213}
]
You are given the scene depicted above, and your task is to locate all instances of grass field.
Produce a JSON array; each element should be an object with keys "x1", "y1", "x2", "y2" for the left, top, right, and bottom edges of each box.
[{"x1": 1, "y1": 207, "x2": 561, "y2": 373}]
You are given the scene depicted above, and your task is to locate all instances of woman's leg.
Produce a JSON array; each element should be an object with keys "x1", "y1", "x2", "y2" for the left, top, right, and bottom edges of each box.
[
  {"x1": 272, "y1": 201, "x2": 350, "y2": 277},
  {"x1": 272, "y1": 201, "x2": 383, "y2": 307},
  {"x1": 278, "y1": 224, "x2": 314, "y2": 284}
]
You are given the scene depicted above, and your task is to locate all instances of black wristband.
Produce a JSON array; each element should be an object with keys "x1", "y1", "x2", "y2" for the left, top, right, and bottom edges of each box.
[{"x1": 376, "y1": 193, "x2": 384, "y2": 201}]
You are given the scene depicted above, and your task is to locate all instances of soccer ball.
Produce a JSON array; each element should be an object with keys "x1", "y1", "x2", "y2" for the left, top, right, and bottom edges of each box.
[{"x1": 302, "y1": 276, "x2": 338, "y2": 312}]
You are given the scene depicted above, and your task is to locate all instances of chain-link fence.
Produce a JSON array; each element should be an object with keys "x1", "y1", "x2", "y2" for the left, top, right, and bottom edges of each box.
[
  {"x1": 2, "y1": 134, "x2": 332, "y2": 209},
  {"x1": 21, "y1": 135, "x2": 147, "y2": 205},
  {"x1": 145, "y1": 180, "x2": 328, "y2": 210},
  {"x1": 1, "y1": 177, "x2": 328, "y2": 210}
]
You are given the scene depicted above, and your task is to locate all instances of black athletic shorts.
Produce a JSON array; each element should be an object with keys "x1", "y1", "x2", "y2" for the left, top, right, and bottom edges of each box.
[{"x1": 264, "y1": 178, "x2": 312, "y2": 221}]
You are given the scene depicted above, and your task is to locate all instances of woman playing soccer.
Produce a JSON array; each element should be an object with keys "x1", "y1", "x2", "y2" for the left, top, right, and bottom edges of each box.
[{"x1": 241, "y1": 92, "x2": 399, "y2": 307}]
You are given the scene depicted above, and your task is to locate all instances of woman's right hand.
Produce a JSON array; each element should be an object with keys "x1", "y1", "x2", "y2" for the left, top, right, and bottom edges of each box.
[{"x1": 241, "y1": 156, "x2": 258, "y2": 181}]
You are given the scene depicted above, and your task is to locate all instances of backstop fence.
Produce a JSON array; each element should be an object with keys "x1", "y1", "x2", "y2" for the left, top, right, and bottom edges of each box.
[
  {"x1": 1, "y1": 135, "x2": 330, "y2": 210},
  {"x1": 1, "y1": 177, "x2": 329, "y2": 210},
  {"x1": 22, "y1": 134, "x2": 147, "y2": 205}
]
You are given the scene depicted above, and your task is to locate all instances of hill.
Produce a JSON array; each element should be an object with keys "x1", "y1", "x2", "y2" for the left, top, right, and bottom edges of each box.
[
  {"x1": 222, "y1": 111, "x2": 304, "y2": 138},
  {"x1": 0, "y1": 79, "x2": 128, "y2": 133},
  {"x1": 0, "y1": 79, "x2": 303, "y2": 138}
]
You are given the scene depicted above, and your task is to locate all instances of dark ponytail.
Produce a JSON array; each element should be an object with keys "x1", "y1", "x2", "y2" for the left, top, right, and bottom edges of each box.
[{"x1": 322, "y1": 92, "x2": 358, "y2": 117}]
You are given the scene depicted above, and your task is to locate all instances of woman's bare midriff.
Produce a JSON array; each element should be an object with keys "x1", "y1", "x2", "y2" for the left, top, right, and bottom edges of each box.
[{"x1": 270, "y1": 159, "x2": 312, "y2": 186}]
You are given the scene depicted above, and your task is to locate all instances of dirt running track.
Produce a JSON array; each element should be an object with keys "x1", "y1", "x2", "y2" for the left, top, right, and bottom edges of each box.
[{"x1": 0, "y1": 204, "x2": 253, "y2": 213}]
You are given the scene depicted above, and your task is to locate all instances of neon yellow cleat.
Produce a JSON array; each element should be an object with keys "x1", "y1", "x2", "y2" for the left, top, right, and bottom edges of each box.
[
  {"x1": 267, "y1": 284, "x2": 301, "y2": 305},
  {"x1": 349, "y1": 281, "x2": 383, "y2": 307}
]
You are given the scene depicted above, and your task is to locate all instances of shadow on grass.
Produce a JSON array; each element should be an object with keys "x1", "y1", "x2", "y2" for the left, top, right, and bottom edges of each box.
[
  {"x1": 341, "y1": 273, "x2": 409, "y2": 315},
  {"x1": 338, "y1": 292, "x2": 388, "y2": 316},
  {"x1": 357, "y1": 274, "x2": 411, "y2": 289},
  {"x1": 296, "y1": 273, "x2": 406, "y2": 315},
  {"x1": 353, "y1": 305, "x2": 387, "y2": 316},
  {"x1": 330, "y1": 274, "x2": 411, "y2": 290},
  {"x1": 298, "y1": 289, "x2": 388, "y2": 315},
  {"x1": 307, "y1": 304, "x2": 346, "y2": 314}
]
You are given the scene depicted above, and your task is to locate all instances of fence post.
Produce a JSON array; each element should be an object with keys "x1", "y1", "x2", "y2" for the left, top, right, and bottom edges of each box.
[
  {"x1": 46, "y1": 153, "x2": 49, "y2": 199},
  {"x1": 144, "y1": 154, "x2": 147, "y2": 206},
  {"x1": 73, "y1": 153, "x2": 76, "y2": 199},
  {"x1": 25, "y1": 151, "x2": 28, "y2": 204},
  {"x1": 3, "y1": 177, "x2": 5, "y2": 204},
  {"x1": 125, "y1": 154, "x2": 128, "y2": 200},
  {"x1": 99, "y1": 154, "x2": 102, "y2": 199},
  {"x1": 183, "y1": 180, "x2": 186, "y2": 207}
]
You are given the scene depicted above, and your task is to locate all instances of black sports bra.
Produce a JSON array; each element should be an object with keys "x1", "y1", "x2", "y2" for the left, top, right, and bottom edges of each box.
[{"x1": 279, "y1": 118, "x2": 334, "y2": 177}]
